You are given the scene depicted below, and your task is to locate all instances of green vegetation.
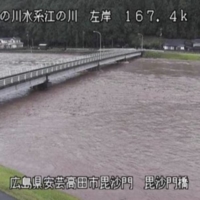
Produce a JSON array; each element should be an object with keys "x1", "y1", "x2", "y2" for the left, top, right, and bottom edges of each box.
[
  {"x1": 144, "y1": 51, "x2": 200, "y2": 61},
  {"x1": 0, "y1": 165, "x2": 78, "y2": 200},
  {"x1": 0, "y1": 0, "x2": 199, "y2": 47},
  {"x1": 135, "y1": 36, "x2": 164, "y2": 49}
]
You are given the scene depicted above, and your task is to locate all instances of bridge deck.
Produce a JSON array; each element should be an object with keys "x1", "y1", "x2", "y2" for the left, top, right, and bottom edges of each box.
[{"x1": 0, "y1": 49, "x2": 142, "y2": 91}]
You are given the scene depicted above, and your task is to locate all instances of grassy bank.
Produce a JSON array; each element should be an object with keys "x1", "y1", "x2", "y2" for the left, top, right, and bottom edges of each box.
[
  {"x1": 0, "y1": 165, "x2": 79, "y2": 200},
  {"x1": 143, "y1": 51, "x2": 200, "y2": 61}
]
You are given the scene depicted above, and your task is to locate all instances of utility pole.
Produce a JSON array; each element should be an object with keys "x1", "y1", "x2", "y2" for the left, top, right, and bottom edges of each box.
[
  {"x1": 26, "y1": 30, "x2": 29, "y2": 48},
  {"x1": 160, "y1": 28, "x2": 163, "y2": 50},
  {"x1": 82, "y1": 31, "x2": 85, "y2": 48},
  {"x1": 138, "y1": 33, "x2": 143, "y2": 50},
  {"x1": 93, "y1": 31, "x2": 102, "y2": 60},
  {"x1": 31, "y1": 38, "x2": 34, "y2": 53}
]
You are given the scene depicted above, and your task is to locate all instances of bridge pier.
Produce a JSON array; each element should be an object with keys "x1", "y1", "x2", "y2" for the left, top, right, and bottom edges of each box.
[
  {"x1": 87, "y1": 62, "x2": 101, "y2": 72},
  {"x1": 32, "y1": 75, "x2": 49, "y2": 91},
  {"x1": 97, "y1": 61, "x2": 101, "y2": 70},
  {"x1": 115, "y1": 56, "x2": 127, "y2": 63}
]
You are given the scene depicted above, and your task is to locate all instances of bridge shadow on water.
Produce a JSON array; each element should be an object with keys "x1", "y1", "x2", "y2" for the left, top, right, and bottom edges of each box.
[{"x1": 0, "y1": 60, "x2": 128, "y2": 107}]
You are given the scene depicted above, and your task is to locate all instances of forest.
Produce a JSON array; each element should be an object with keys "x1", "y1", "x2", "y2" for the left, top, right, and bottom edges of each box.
[{"x1": 0, "y1": 0, "x2": 199, "y2": 48}]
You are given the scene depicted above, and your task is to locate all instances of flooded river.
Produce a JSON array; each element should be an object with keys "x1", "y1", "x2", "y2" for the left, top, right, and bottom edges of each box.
[{"x1": 0, "y1": 56, "x2": 200, "y2": 200}]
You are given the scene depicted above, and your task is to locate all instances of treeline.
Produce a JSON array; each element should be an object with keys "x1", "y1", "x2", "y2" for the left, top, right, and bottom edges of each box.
[{"x1": 0, "y1": 0, "x2": 200, "y2": 48}]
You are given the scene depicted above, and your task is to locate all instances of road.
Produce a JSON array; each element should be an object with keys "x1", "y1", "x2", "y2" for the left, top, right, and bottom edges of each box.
[{"x1": 0, "y1": 191, "x2": 16, "y2": 200}]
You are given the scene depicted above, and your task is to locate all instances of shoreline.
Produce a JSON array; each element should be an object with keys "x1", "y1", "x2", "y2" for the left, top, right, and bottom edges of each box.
[
  {"x1": 143, "y1": 50, "x2": 200, "y2": 61},
  {"x1": 0, "y1": 165, "x2": 78, "y2": 200}
]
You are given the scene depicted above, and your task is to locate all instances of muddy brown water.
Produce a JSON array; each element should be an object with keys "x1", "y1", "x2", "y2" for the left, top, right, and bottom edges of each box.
[{"x1": 0, "y1": 58, "x2": 200, "y2": 200}]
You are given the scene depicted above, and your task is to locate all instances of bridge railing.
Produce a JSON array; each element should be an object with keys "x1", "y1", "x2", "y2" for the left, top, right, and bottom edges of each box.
[{"x1": 0, "y1": 49, "x2": 141, "y2": 88}]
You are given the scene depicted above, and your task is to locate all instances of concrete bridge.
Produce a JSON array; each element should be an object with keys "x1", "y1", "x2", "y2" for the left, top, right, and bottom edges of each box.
[{"x1": 0, "y1": 49, "x2": 142, "y2": 94}]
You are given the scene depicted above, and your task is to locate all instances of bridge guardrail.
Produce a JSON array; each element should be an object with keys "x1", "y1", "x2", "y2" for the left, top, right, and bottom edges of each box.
[{"x1": 0, "y1": 50, "x2": 141, "y2": 88}]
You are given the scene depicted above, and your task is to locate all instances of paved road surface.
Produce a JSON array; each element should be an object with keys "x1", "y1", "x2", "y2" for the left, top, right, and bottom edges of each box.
[{"x1": 0, "y1": 191, "x2": 16, "y2": 200}]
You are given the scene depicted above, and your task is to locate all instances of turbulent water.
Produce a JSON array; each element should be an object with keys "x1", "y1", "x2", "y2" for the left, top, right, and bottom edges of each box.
[
  {"x1": 0, "y1": 52, "x2": 83, "y2": 77},
  {"x1": 0, "y1": 56, "x2": 200, "y2": 200}
]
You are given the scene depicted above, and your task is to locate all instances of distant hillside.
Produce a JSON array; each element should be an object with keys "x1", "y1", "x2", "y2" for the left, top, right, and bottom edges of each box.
[{"x1": 0, "y1": 0, "x2": 199, "y2": 47}]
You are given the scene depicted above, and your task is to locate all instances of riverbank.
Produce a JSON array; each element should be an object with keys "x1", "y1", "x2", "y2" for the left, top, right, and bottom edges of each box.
[
  {"x1": 143, "y1": 50, "x2": 200, "y2": 61},
  {"x1": 0, "y1": 165, "x2": 78, "y2": 200}
]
